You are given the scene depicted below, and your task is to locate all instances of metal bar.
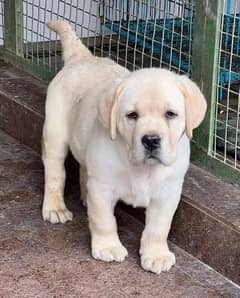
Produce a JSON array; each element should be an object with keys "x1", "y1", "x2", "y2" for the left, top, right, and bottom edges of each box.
[
  {"x1": 4, "y1": 0, "x2": 23, "y2": 56},
  {"x1": 191, "y1": 0, "x2": 223, "y2": 152}
]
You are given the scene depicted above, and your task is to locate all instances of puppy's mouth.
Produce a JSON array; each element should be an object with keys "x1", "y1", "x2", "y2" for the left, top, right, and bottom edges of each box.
[{"x1": 144, "y1": 152, "x2": 161, "y2": 164}]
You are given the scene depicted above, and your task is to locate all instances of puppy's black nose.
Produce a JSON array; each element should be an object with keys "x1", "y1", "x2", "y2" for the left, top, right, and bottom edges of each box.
[{"x1": 141, "y1": 134, "x2": 160, "y2": 151}]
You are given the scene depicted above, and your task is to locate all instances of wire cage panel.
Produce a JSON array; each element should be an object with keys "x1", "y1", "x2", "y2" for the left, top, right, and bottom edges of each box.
[
  {"x1": 220, "y1": 6, "x2": 240, "y2": 86},
  {"x1": 101, "y1": 1, "x2": 240, "y2": 87},
  {"x1": 4, "y1": 0, "x2": 195, "y2": 75},
  {"x1": 100, "y1": 0, "x2": 194, "y2": 72},
  {"x1": 22, "y1": 0, "x2": 102, "y2": 73},
  {"x1": 213, "y1": 0, "x2": 240, "y2": 171}
]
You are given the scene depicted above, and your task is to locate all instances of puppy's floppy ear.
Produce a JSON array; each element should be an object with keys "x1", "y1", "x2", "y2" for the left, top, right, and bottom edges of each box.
[
  {"x1": 98, "y1": 79, "x2": 123, "y2": 140},
  {"x1": 177, "y1": 75, "x2": 207, "y2": 139}
]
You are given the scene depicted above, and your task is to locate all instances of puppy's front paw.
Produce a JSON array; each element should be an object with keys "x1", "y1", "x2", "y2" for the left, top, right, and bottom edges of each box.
[
  {"x1": 141, "y1": 250, "x2": 176, "y2": 274},
  {"x1": 42, "y1": 207, "x2": 73, "y2": 224},
  {"x1": 92, "y1": 241, "x2": 128, "y2": 262}
]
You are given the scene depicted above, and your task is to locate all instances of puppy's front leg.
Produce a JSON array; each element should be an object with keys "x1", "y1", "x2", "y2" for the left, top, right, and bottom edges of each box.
[
  {"x1": 42, "y1": 137, "x2": 72, "y2": 224},
  {"x1": 140, "y1": 181, "x2": 183, "y2": 274},
  {"x1": 87, "y1": 180, "x2": 128, "y2": 262}
]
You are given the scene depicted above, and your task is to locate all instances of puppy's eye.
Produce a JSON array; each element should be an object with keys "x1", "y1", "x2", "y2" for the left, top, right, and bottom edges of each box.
[
  {"x1": 127, "y1": 111, "x2": 138, "y2": 120},
  {"x1": 165, "y1": 111, "x2": 177, "y2": 119}
]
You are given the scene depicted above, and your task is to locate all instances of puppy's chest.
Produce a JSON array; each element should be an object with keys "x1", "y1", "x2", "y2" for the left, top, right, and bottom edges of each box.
[{"x1": 119, "y1": 172, "x2": 153, "y2": 208}]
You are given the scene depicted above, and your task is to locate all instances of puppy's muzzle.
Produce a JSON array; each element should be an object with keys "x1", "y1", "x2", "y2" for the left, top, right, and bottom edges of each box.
[{"x1": 141, "y1": 134, "x2": 160, "y2": 152}]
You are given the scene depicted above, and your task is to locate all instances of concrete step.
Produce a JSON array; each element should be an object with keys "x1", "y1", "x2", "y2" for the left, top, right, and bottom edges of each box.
[
  {"x1": 0, "y1": 60, "x2": 239, "y2": 285},
  {"x1": 0, "y1": 129, "x2": 239, "y2": 298}
]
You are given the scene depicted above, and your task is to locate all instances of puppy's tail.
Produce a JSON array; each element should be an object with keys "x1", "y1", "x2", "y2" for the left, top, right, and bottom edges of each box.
[{"x1": 47, "y1": 20, "x2": 92, "y2": 64}]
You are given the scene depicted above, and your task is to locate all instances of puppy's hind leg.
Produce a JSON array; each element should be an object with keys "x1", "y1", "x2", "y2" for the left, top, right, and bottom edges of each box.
[{"x1": 42, "y1": 86, "x2": 72, "y2": 224}]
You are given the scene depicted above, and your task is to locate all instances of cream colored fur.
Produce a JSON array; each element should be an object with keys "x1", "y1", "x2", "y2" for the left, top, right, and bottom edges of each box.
[{"x1": 42, "y1": 20, "x2": 207, "y2": 274}]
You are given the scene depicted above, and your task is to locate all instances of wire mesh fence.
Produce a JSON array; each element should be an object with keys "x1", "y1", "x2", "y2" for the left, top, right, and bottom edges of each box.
[
  {"x1": 18, "y1": 0, "x2": 194, "y2": 74},
  {"x1": 22, "y1": 0, "x2": 102, "y2": 73},
  {"x1": 99, "y1": 0, "x2": 194, "y2": 72},
  {"x1": 213, "y1": 0, "x2": 240, "y2": 171},
  {"x1": 0, "y1": 0, "x2": 195, "y2": 73}
]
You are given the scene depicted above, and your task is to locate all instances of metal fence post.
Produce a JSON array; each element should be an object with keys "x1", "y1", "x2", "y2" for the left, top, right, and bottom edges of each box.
[
  {"x1": 4, "y1": 0, "x2": 23, "y2": 56},
  {"x1": 191, "y1": 0, "x2": 222, "y2": 153}
]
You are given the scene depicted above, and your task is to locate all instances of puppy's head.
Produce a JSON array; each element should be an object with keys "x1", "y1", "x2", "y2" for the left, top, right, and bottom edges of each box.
[{"x1": 98, "y1": 69, "x2": 207, "y2": 166}]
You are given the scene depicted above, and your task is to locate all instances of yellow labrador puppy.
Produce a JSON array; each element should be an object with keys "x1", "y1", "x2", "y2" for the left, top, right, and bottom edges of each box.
[{"x1": 42, "y1": 21, "x2": 207, "y2": 274}]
